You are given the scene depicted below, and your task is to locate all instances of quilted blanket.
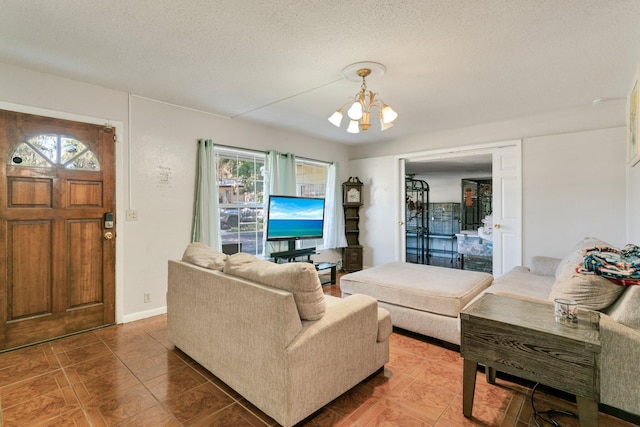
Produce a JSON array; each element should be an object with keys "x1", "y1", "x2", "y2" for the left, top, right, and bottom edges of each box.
[{"x1": 578, "y1": 244, "x2": 640, "y2": 285}]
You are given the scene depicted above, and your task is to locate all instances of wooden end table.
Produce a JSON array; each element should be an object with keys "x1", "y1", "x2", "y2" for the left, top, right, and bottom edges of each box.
[{"x1": 460, "y1": 294, "x2": 601, "y2": 427}]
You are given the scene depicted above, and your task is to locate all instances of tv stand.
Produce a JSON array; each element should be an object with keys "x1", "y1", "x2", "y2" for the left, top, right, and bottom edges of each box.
[{"x1": 271, "y1": 247, "x2": 316, "y2": 263}]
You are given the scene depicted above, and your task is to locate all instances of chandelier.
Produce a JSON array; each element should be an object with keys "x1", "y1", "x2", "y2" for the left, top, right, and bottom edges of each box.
[{"x1": 328, "y1": 62, "x2": 398, "y2": 133}]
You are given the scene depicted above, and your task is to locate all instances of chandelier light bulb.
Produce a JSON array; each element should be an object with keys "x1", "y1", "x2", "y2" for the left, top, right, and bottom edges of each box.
[
  {"x1": 380, "y1": 113, "x2": 394, "y2": 131},
  {"x1": 347, "y1": 120, "x2": 360, "y2": 133},
  {"x1": 347, "y1": 101, "x2": 363, "y2": 120},
  {"x1": 381, "y1": 104, "x2": 398, "y2": 124},
  {"x1": 328, "y1": 109, "x2": 344, "y2": 127}
]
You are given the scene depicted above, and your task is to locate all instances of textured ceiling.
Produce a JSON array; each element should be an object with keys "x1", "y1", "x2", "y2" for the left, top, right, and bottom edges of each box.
[{"x1": 1, "y1": 0, "x2": 639, "y2": 145}]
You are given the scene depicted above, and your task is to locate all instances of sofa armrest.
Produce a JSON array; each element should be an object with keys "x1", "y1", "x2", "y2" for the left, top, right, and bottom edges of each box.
[
  {"x1": 283, "y1": 294, "x2": 385, "y2": 422},
  {"x1": 530, "y1": 256, "x2": 561, "y2": 276},
  {"x1": 377, "y1": 307, "x2": 392, "y2": 342},
  {"x1": 599, "y1": 315, "x2": 640, "y2": 416},
  {"x1": 288, "y1": 293, "x2": 380, "y2": 354}
]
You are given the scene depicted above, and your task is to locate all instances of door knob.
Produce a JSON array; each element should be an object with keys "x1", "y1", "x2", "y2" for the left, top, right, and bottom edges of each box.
[
  {"x1": 494, "y1": 224, "x2": 501, "y2": 229},
  {"x1": 399, "y1": 221, "x2": 405, "y2": 225},
  {"x1": 104, "y1": 231, "x2": 114, "y2": 240}
]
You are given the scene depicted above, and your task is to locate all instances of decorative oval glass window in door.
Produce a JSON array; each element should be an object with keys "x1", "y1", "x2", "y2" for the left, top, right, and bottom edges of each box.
[{"x1": 9, "y1": 133, "x2": 100, "y2": 170}]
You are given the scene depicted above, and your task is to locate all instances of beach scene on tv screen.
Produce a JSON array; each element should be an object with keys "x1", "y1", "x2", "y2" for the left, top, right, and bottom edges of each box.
[{"x1": 268, "y1": 197, "x2": 324, "y2": 239}]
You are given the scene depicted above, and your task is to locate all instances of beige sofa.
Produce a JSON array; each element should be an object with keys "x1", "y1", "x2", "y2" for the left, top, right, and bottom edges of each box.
[
  {"x1": 167, "y1": 244, "x2": 391, "y2": 427},
  {"x1": 472, "y1": 237, "x2": 640, "y2": 418}
]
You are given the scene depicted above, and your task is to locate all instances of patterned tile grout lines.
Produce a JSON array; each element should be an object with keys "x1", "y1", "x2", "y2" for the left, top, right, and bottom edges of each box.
[
  {"x1": 53, "y1": 346, "x2": 92, "y2": 427},
  {"x1": 95, "y1": 324, "x2": 186, "y2": 426},
  {"x1": 103, "y1": 322, "x2": 267, "y2": 427}
]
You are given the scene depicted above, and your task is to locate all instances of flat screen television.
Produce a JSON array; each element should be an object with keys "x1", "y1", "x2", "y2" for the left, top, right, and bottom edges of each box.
[{"x1": 266, "y1": 195, "x2": 325, "y2": 243}]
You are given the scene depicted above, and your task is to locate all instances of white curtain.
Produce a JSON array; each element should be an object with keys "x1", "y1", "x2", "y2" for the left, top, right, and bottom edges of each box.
[
  {"x1": 263, "y1": 150, "x2": 296, "y2": 256},
  {"x1": 192, "y1": 139, "x2": 221, "y2": 249},
  {"x1": 323, "y1": 162, "x2": 348, "y2": 249}
]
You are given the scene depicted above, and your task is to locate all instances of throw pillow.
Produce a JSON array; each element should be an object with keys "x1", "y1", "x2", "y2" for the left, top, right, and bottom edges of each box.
[
  {"x1": 224, "y1": 253, "x2": 325, "y2": 320},
  {"x1": 181, "y1": 242, "x2": 227, "y2": 271},
  {"x1": 550, "y1": 237, "x2": 625, "y2": 310},
  {"x1": 554, "y1": 237, "x2": 609, "y2": 281}
]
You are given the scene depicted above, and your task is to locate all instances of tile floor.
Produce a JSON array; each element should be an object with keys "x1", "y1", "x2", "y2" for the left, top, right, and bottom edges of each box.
[{"x1": 0, "y1": 278, "x2": 637, "y2": 426}]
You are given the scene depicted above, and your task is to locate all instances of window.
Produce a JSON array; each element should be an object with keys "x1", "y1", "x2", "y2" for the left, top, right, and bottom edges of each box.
[
  {"x1": 216, "y1": 147, "x2": 265, "y2": 256},
  {"x1": 214, "y1": 147, "x2": 328, "y2": 256},
  {"x1": 10, "y1": 134, "x2": 100, "y2": 170},
  {"x1": 295, "y1": 159, "x2": 328, "y2": 250}
]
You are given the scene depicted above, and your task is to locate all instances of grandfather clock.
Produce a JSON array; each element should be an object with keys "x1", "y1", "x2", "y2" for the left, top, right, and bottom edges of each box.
[{"x1": 342, "y1": 177, "x2": 363, "y2": 272}]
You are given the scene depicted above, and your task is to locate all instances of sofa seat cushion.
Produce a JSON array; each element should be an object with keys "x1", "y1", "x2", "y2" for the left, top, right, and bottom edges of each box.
[
  {"x1": 224, "y1": 253, "x2": 325, "y2": 320},
  {"x1": 325, "y1": 295, "x2": 392, "y2": 342},
  {"x1": 182, "y1": 242, "x2": 227, "y2": 271},
  {"x1": 490, "y1": 266, "x2": 555, "y2": 301},
  {"x1": 550, "y1": 237, "x2": 626, "y2": 310},
  {"x1": 340, "y1": 262, "x2": 493, "y2": 318}
]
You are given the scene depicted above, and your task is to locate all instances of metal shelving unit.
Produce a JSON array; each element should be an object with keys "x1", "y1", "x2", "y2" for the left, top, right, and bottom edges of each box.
[
  {"x1": 428, "y1": 202, "x2": 460, "y2": 260},
  {"x1": 405, "y1": 176, "x2": 429, "y2": 264},
  {"x1": 460, "y1": 178, "x2": 493, "y2": 273},
  {"x1": 461, "y1": 178, "x2": 492, "y2": 232}
]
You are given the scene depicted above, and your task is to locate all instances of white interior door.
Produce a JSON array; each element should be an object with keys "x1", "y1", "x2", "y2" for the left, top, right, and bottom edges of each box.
[
  {"x1": 398, "y1": 158, "x2": 407, "y2": 261},
  {"x1": 491, "y1": 144, "x2": 522, "y2": 276}
]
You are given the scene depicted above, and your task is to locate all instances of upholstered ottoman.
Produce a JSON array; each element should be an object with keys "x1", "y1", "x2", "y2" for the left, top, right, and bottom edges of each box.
[{"x1": 340, "y1": 262, "x2": 493, "y2": 345}]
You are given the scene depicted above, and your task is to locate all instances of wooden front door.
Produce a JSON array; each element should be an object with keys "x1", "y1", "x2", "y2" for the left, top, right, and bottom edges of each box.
[{"x1": 0, "y1": 110, "x2": 116, "y2": 351}]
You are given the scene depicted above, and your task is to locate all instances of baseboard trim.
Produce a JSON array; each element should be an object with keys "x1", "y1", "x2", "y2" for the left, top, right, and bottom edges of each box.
[{"x1": 122, "y1": 306, "x2": 167, "y2": 323}]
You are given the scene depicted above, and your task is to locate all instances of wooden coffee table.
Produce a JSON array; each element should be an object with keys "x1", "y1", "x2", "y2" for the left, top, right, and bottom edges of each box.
[{"x1": 460, "y1": 293, "x2": 601, "y2": 427}]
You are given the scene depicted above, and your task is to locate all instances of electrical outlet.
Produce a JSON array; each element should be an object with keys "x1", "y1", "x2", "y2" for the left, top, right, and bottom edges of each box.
[
  {"x1": 144, "y1": 292, "x2": 151, "y2": 303},
  {"x1": 126, "y1": 209, "x2": 138, "y2": 221}
]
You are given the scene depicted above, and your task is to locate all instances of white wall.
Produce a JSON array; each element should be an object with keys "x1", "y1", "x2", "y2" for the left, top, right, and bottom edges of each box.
[
  {"x1": 522, "y1": 127, "x2": 626, "y2": 261},
  {"x1": 349, "y1": 156, "x2": 399, "y2": 268},
  {"x1": 350, "y1": 103, "x2": 625, "y2": 161},
  {"x1": 627, "y1": 156, "x2": 640, "y2": 244},
  {"x1": 125, "y1": 96, "x2": 349, "y2": 318},
  {"x1": 0, "y1": 62, "x2": 350, "y2": 322}
]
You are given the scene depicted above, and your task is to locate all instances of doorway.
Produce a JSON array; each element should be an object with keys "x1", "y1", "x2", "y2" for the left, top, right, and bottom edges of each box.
[
  {"x1": 0, "y1": 110, "x2": 116, "y2": 350},
  {"x1": 399, "y1": 141, "x2": 522, "y2": 277},
  {"x1": 405, "y1": 155, "x2": 492, "y2": 271}
]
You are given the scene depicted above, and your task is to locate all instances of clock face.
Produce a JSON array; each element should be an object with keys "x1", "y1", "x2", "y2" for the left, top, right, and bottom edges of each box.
[{"x1": 347, "y1": 187, "x2": 360, "y2": 203}]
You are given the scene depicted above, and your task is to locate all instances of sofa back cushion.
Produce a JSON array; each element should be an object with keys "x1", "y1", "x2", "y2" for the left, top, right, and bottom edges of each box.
[
  {"x1": 224, "y1": 253, "x2": 325, "y2": 320},
  {"x1": 182, "y1": 242, "x2": 227, "y2": 271},
  {"x1": 549, "y1": 237, "x2": 626, "y2": 310}
]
